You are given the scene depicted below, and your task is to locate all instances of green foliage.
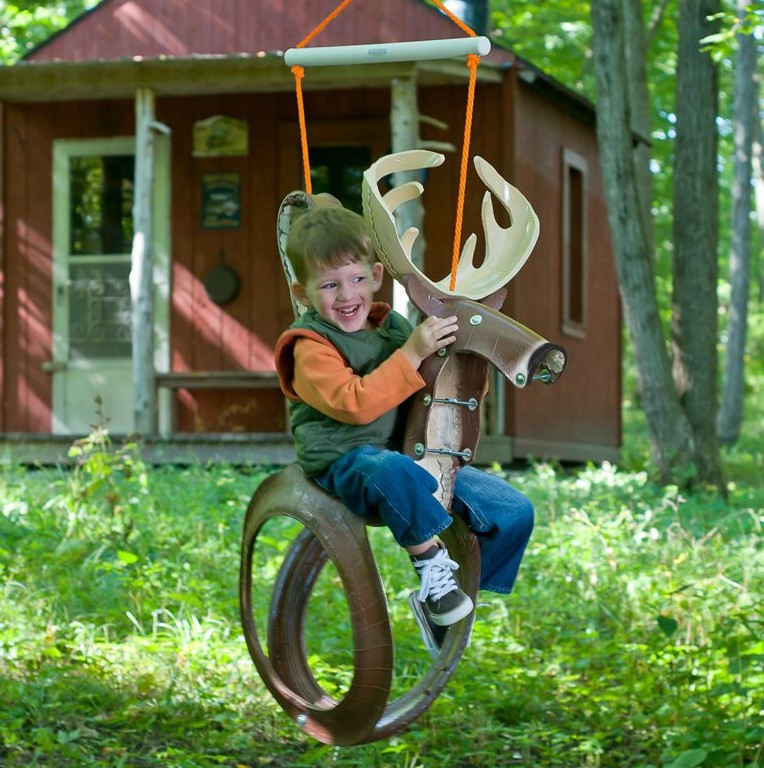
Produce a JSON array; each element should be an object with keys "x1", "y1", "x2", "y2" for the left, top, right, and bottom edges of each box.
[
  {"x1": 1, "y1": 427, "x2": 762, "y2": 766},
  {"x1": 489, "y1": 0, "x2": 758, "y2": 316},
  {"x1": 53, "y1": 408, "x2": 147, "y2": 546},
  {"x1": 490, "y1": 0, "x2": 596, "y2": 95},
  {"x1": 702, "y1": 3, "x2": 764, "y2": 61},
  {"x1": 0, "y1": 0, "x2": 100, "y2": 64}
]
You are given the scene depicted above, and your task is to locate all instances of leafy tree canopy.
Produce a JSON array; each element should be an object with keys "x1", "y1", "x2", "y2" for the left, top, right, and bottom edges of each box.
[{"x1": 0, "y1": 0, "x2": 100, "y2": 64}]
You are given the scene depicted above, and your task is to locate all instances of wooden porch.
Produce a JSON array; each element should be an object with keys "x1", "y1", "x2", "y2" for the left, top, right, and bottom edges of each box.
[{"x1": 0, "y1": 430, "x2": 617, "y2": 467}]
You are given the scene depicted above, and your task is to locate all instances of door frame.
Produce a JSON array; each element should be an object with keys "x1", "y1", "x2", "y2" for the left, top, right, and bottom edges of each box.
[{"x1": 51, "y1": 135, "x2": 171, "y2": 434}]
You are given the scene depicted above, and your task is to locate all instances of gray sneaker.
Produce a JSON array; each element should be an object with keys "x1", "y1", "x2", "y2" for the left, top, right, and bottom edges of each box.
[
  {"x1": 409, "y1": 591, "x2": 476, "y2": 659},
  {"x1": 411, "y1": 543, "x2": 474, "y2": 626},
  {"x1": 408, "y1": 590, "x2": 448, "y2": 658}
]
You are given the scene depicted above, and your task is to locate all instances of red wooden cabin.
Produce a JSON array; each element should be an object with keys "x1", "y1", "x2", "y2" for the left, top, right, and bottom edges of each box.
[{"x1": 0, "y1": 0, "x2": 620, "y2": 464}]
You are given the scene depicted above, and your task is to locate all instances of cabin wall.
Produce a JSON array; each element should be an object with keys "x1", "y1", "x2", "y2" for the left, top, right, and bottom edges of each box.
[
  {"x1": 2, "y1": 86, "x2": 436, "y2": 434},
  {"x1": 165, "y1": 88, "x2": 400, "y2": 432},
  {"x1": 418, "y1": 75, "x2": 621, "y2": 461},
  {"x1": 164, "y1": 83, "x2": 500, "y2": 433},
  {"x1": 505, "y1": 75, "x2": 621, "y2": 458},
  {"x1": 416, "y1": 83, "x2": 508, "y2": 284},
  {"x1": 1, "y1": 73, "x2": 621, "y2": 457},
  {"x1": 1, "y1": 100, "x2": 136, "y2": 432},
  {"x1": 165, "y1": 92, "x2": 284, "y2": 432}
]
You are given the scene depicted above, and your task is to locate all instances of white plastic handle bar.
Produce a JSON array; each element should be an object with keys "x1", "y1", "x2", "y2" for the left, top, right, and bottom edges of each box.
[{"x1": 284, "y1": 36, "x2": 491, "y2": 67}]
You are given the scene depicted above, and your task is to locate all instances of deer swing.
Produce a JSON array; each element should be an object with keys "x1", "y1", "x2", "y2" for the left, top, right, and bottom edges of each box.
[{"x1": 239, "y1": 0, "x2": 567, "y2": 746}]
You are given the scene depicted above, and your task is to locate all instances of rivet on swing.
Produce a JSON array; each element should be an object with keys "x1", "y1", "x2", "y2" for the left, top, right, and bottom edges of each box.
[
  {"x1": 433, "y1": 396, "x2": 478, "y2": 410},
  {"x1": 469, "y1": 314, "x2": 483, "y2": 326},
  {"x1": 422, "y1": 394, "x2": 432, "y2": 406},
  {"x1": 414, "y1": 442, "x2": 426, "y2": 456},
  {"x1": 425, "y1": 447, "x2": 473, "y2": 460},
  {"x1": 437, "y1": 347, "x2": 448, "y2": 357},
  {"x1": 295, "y1": 713, "x2": 308, "y2": 729},
  {"x1": 515, "y1": 373, "x2": 526, "y2": 386}
]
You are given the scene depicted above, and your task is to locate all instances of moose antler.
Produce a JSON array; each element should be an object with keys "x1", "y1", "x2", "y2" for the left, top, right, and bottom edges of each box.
[
  {"x1": 362, "y1": 149, "x2": 540, "y2": 301},
  {"x1": 362, "y1": 149, "x2": 565, "y2": 391}
]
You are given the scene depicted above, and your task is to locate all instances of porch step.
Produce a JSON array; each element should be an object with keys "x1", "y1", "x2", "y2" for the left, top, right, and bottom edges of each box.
[{"x1": 0, "y1": 433, "x2": 297, "y2": 467}]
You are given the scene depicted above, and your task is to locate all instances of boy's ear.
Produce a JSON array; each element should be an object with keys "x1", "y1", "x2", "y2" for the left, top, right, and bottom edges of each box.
[
  {"x1": 290, "y1": 282, "x2": 312, "y2": 308},
  {"x1": 372, "y1": 261, "x2": 384, "y2": 290}
]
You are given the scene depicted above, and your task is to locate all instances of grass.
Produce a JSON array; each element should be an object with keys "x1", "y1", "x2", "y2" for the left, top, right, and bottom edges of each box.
[{"x1": 1, "y1": 395, "x2": 763, "y2": 766}]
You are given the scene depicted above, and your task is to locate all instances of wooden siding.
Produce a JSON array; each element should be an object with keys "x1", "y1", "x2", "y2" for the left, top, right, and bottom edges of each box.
[
  {"x1": 1, "y1": 100, "x2": 138, "y2": 432},
  {"x1": 3, "y1": 104, "x2": 54, "y2": 432},
  {"x1": 1, "y1": 0, "x2": 622, "y2": 458},
  {"x1": 1, "y1": 76, "x2": 621, "y2": 452},
  {"x1": 506, "y1": 75, "x2": 621, "y2": 456},
  {"x1": 29, "y1": 0, "x2": 483, "y2": 63},
  {"x1": 417, "y1": 75, "x2": 620, "y2": 457},
  {"x1": 167, "y1": 92, "x2": 287, "y2": 432}
]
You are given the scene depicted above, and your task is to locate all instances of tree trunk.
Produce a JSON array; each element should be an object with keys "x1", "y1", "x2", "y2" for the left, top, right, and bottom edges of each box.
[
  {"x1": 590, "y1": 0, "x2": 694, "y2": 483},
  {"x1": 752, "y1": 92, "x2": 764, "y2": 303},
  {"x1": 623, "y1": 0, "x2": 654, "y2": 255},
  {"x1": 671, "y1": 0, "x2": 724, "y2": 487},
  {"x1": 717, "y1": 0, "x2": 757, "y2": 445}
]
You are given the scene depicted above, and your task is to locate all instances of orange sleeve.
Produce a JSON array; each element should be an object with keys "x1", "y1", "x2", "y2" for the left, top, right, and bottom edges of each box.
[{"x1": 292, "y1": 337, "x2": 425, "y2": 425}]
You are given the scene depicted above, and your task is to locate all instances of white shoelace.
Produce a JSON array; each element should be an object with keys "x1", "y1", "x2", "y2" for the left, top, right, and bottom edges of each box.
[{"x1": 414, "y1": 548, "x2": 460, "y2": 602}]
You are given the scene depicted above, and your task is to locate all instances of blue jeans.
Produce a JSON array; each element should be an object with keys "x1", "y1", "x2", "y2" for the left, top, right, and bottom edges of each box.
[{"x1": 315, "y1": 445, "x2": 534, "y2": 594}]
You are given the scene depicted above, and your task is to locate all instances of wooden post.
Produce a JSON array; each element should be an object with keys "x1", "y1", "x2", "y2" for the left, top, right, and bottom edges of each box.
[
  {"x1": 131, "y1": 86, "x2": 156, "y2": 434},
  {"x1": 390, "y1": 77, "x2": 424, "y2": 322}
]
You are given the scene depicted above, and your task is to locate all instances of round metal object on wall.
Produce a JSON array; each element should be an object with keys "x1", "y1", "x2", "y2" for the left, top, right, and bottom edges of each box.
[{"x1": 203, "y1": 262, "x2": 241, "y2": 305}]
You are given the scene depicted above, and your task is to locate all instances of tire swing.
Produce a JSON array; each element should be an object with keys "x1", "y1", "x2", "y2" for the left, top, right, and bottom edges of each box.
[{"x1": 239, "y1": 0, "x2": 567, "y2": 746}]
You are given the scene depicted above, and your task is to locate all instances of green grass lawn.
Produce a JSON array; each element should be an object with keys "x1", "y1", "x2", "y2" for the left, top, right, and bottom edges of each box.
[{"x1": 1, "y1": 422, "x2": 762, "y2": 766}]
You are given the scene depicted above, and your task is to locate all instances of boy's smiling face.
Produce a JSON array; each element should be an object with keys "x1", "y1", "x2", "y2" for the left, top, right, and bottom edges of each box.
[{"x1": 292, "y1": 258, "x2": 384, "y2": 333}]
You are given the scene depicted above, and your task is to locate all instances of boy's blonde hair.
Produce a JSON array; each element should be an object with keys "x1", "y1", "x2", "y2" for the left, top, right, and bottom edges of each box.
[{"x1": 286, "y1": 206, "x2": 377, "y2": 285}]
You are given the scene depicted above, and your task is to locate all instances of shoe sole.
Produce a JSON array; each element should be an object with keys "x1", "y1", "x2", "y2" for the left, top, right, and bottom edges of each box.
[{"x1": 408, "y1": 591, "x2": 441, "y2": 660}]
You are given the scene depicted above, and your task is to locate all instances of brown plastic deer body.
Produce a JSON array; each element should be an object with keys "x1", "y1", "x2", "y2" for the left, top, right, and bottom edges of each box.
[
  {"x1": 239, "y1": 151, "x2": 566, "y2": 746},
  {"x1": 363, "y1": 150, "x2": 565, "y2": 507}
]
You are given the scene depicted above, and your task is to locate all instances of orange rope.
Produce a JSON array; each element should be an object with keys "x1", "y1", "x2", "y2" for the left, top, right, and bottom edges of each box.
[
  {"x1": 291, "y1": 65, "x2": 312, "y2": 194},
  {"x1": 428, "y1": 0, "x2": 481, "y2": 290},
  {"x1": 429, "y1": 0, "x2": 477, "y2": 38},
  {"x1": 449, "y1": 53, "x2": 479, "y2": 291},
  {"x1": 292, "y1": 0, "x2": 356, "y2": 192},
  {"x1": 290, "y1": 0, "x2": 482, "y2": 292},
  {"x1": 295, "y1": 0, "x2": 355, "y2": 49}
]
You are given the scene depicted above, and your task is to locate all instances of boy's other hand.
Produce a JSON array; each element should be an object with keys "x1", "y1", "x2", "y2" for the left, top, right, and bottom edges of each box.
[{"x1": 401, "y1": 315, "x2": 458, "y2": 369}]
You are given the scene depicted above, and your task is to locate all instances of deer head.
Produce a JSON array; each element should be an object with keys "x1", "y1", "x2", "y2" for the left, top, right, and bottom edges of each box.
[{"x1": 362, "y1": 150, "x2": 566, "y2": 389}]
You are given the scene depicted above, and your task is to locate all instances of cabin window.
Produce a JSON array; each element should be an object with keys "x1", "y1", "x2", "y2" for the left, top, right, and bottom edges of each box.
[
  {"x1": 309, "y1": 145, "x2": 371, "y2": 215},
  {"x1": 68, "y1": 154, "x2": 135, "y2": 359},
  {"x1": 561, "y1": 148, "x2": 588, "y2": 338}
]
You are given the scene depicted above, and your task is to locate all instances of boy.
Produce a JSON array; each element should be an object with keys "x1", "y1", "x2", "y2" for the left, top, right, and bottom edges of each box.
[{"x1": 275, "y1": 204, "x2": 534, "y2": 653}]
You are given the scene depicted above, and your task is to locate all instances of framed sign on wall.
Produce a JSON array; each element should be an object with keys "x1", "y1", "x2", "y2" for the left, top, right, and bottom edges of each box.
[{"x1": 201, "y1": 172, "x2": 241, "y2": 230}]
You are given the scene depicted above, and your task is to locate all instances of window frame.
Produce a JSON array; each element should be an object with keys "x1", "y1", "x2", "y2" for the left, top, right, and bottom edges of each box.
[{"x1": 561, "y1": 147, "x2": 588, "y2": 339}]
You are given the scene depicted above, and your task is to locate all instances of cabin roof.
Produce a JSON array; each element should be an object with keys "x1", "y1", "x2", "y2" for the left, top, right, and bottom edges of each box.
[
  {"x1": 23, "y1": 0, "x2": 491, "y2": 64},
  {"x1": 0, "y1": 53, "x2": 505, "y2": 103},
  {"x1": 0, "y1": 0, "x2": 594, "y2": 122}
]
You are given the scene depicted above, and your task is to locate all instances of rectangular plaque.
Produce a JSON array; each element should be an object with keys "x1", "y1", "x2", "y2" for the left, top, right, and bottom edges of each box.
[{"x1": 201, "y1": 172, "x2": 241, "y2": 230}]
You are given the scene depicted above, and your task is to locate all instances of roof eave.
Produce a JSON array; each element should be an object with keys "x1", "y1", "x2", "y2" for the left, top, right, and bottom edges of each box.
[{"x1": 0, "y1": 52, "x2": 502, "y2": 103}]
